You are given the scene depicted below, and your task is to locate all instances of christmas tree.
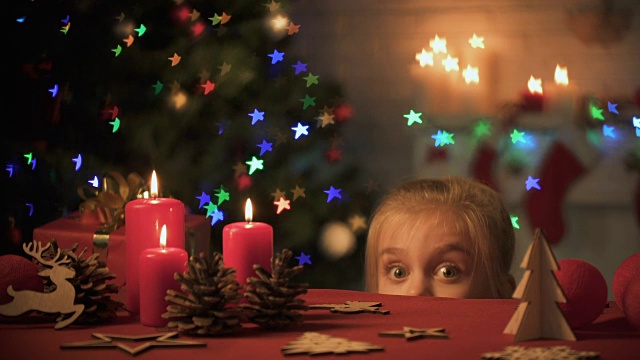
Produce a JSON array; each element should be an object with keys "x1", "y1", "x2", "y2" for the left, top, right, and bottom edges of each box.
[
  {"x1": 4, "y1": 0, "x2": 373, "y2": 290},
  {"x1": 504, "y1": 228, "x2": 576, "y2": 342}
]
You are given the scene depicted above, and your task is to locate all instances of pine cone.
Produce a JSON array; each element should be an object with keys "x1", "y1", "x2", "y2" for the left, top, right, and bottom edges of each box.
[
  {"x1": 240, "y1": 249, "x2": 309, "y2": 329},
  {"x1": 163, "y1": 252, "x2": 243, "y2": 336},
  {"x1": 41, "y1": 239, "x2": 124, "y2": 324}
]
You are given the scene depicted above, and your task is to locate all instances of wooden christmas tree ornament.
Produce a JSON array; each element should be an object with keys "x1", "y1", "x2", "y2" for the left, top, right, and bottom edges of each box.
[
  {"x1": 0, "y1": 241, "x2": 84, "y2": 329},
  {"x1": 503, "y1": 228, "x2": 576, "y2": 342}
]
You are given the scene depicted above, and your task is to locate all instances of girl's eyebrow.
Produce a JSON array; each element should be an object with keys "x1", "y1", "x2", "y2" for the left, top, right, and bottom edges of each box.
[
  {"x1": 433, "y1": 243, "x2": 471, "y2": 256},
  {"x1": 380, "y1": 247, "x2": 405, "y2": 256}
]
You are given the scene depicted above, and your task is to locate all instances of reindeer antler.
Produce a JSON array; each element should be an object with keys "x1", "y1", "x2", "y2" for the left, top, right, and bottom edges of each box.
[{"x1": 23, "y1": 241, "x2": 70, "y2": 267}]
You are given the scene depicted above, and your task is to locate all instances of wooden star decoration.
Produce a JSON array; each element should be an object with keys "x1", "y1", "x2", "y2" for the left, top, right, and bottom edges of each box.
[
  {"x1": 379, "y1": 327, "x2": 448, "y2": 341},
  {"x1": 482, "y1": 345, "x2": 599, "y2": 360},
  {"x1": 282, "y1": 332, "x2": 384, "y2": 356},
  {"x1": 60, "y1": 331, "x2": 206, "y2": 356},
  {"x1": 308, "y1": 301, "x2": 390, "y2": 315}
]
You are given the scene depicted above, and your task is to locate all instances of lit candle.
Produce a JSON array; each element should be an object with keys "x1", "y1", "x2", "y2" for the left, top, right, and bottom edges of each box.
[
  {"x1": 139, "y1": 225, "x2": 187, "y2": 327},
  {"x1": 222, "y1": 199, "x2": 273, "y2": 287},
  {"x1": 125, "y1": 170, "x2": 185, "y2": 313},
  {"x1": 545, "y1": 64, "x2": 577, "y2": 116},
  {"x1": 520, "y1": 75, "x2": 544, "y2": 112}
]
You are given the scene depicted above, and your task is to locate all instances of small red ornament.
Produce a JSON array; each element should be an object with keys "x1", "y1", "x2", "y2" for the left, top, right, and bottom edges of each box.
[
  {"x1": 621, "y1": 273, "x2": 640, "y2": 331},
  {"x1": 333, "y1": 103, "x2": 354, "y2": 123},
  {"x1": 613, "y1": 252, "x2": 640, "y2": 309},
  {"x1": 554, "y1": 258, "x2": 608, "y2": 329}
]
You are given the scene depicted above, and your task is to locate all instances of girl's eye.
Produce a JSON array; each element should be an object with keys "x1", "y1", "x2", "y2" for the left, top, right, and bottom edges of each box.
[
  {"x1": 388, "y1": 265, "x2": 408, "y2": 279},
  {"x1": 435, "y1": 264, "x2": 459, "y2": 279}
]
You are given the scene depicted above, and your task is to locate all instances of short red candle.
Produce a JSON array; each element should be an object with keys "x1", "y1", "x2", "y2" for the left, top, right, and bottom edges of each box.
[
  {"x1": 125, "y1": 171, "x2": 185, "y2": 313},
  {"x1": 520, "y1": 75, "x2": 544, "y2": 112},
  {"x1": 222, "y1": 199, "x2": 273, "y2": 287},
  {"x1": 139, "y1": 225, "x2": 188, "y2": 327}
]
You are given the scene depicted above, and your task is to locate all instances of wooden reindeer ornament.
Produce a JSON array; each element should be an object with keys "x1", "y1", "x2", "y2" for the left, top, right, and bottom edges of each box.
[{"x1": 0, "y1": 241, "x2": 84, "y2": 329}]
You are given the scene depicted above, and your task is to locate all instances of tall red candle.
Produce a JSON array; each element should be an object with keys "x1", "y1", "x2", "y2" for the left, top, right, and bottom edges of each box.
[
  {"x1": 139, "y1": 225, "x2": 188, "y2": 327},
  {"x1": 223, "y1": 199, "x2": 273, "y2": 287},
  {"x1": 125, "y1": 170, "x2": 185, "y2": 313}
]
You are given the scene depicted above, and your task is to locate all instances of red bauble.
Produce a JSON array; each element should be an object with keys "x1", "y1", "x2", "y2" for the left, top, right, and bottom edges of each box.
[
  {"x1": 621, "y1": 273, "x2": 640, "y2": 331},
  {"x1": 613, "y1": 252, "x2": 640, "y2": 309},
  {"x1": 554, "y1": 258, "x2": 608, "y2": 329},
  {"x1": 0, "y1": 255, "x2": 44, "y2": 305}
]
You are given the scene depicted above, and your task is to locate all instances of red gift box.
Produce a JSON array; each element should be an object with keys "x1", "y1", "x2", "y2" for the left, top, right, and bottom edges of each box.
[{"x1": 32, "y1": 213, "x2": 210, "y2": 304}]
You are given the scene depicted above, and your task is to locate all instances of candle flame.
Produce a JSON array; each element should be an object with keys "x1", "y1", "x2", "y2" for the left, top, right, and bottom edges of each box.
[
  {"x1": 527, "y1": 75, "x2": 543, "y2": 94},
  {"x1": 150, "y1": 170, "x2": 158, "y2": 198},
  {"x1": 160, "y1": 224, "x2": 167, "y2": 249},
  {"x1": 245, "y1": 198, "x2": 253, "y2": 223},
  {"x1": 554, "y1": 64, "x2": 569, "y2": 86}
]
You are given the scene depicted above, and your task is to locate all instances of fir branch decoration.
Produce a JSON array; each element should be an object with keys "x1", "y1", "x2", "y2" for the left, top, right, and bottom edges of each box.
[
  {"x1": 240, "y1": 249, "x2": 309, "y2": 329},
  {"x1": 41, "y1": 239, "x2": 124, "y2": 324},
  {"x1": 162, "y1": 252, "x2": 243, "y2": 336}
]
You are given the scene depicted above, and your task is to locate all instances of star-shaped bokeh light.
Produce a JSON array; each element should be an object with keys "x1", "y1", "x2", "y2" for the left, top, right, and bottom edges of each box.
[
  {"x1": 274, "y1": 197, "x2": 291, "y2": 214},
  {"x1": 295, "y1": 252, "x2": 312, "y2": 266},
  {"x1": 404, "y1": 110, "x2": 423, "y2": 126},
  {"x1": 246, "y1": 156, "x2": 264, "y2": 175},
  {"x1": 268, "y1": 49, "x2": 284, "y2": 64},
  {"x1": 415, "y1": 49, "x2": 434, "y2": 67},
  {"x1": 525, "y1": 176, "x2": 541, "y2": 191},
  {"x1": 469, "y1": 33, "x2": 485, "y2": 48},
  {"x1": 292, "y1": 122, "x2": 309, "y2": 139},
  {"x1": 324, "y1": 186, "x2": 342, "y2": 203},
  {"x1": 429, "y1": 35, "x2": 447, "y2": 54},
  {"x1": 462, "y1": 65, "x2": 479, "y2": 84}
]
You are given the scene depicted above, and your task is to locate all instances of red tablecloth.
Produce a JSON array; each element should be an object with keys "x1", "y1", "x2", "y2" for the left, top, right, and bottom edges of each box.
[{"x1": 1, "y1": 289, "x2": 638, "y2": 359}]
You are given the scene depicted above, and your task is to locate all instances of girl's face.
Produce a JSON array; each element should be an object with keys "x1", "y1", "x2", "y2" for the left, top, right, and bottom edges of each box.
[{"x1": 376, "y1": 211, "x2": 494, "y2": 298}]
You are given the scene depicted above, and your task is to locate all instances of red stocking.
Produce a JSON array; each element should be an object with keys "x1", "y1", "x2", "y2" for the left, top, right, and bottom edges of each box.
[
  {"x1": 525, "y1": 141, "x2": 586, "y2": 245},
  {"x1": 469, "y1": 141, "x2": 499, "y2": 192}
]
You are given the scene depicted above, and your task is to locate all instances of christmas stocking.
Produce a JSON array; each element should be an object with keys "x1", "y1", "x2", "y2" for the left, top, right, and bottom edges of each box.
[
  {"x1": 469, "y1": 141, "x2": 499, "y2": 192},
  {"x1": 525, "y1": 140, "x2": 590, "y2": 245}
]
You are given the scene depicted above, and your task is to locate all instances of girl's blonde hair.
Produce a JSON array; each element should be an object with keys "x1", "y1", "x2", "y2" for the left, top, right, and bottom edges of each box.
[{"x1": 364, "y1": 176, "x2": 515, "y2": 298}]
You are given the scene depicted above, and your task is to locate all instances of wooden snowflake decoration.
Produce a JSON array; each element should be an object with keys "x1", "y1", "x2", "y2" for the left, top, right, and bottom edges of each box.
[
  {"x1": 482, "y1": 345, "x2": 599, "y2": 360},
  {"x1": 307, "y1": 301, "x2": 390, "y2": 315},
  {"x1": 281, "y1": 332, "x2": 384, "y2": 356}
]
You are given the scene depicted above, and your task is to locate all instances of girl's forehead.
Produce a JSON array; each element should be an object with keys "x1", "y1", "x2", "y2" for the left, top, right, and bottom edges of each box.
[{"x1": 377, "y1": 208, "x2": 468, "y2": 249}]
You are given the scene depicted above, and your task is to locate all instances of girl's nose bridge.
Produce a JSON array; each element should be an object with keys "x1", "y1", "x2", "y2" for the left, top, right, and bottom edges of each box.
[{"x1": 409, "y1": 275, "x2": 432, "y2": 296}]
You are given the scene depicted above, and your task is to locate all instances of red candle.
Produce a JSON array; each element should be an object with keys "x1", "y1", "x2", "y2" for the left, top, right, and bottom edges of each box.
[
  {"x1": 125, "y1": 170, "x2": 185, "y2": 313},
  {"x1": 139, "y1": 225, "x2": 188, "y2": 327},
  {"x1": 520, "y1": 75, "x2": 544, "y2": 112},
  {"x1": 222, "y1": 199, "x2": 273, "y2": 287}
]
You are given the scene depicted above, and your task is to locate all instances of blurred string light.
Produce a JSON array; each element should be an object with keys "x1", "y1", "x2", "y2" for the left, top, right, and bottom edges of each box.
[
  {"x1": 26, "y1": 203, "x2": 34, "y2": 216},
  {"x1": 72, "y1": 154, "x2": 82, "y2": 171},
  {"x1": 319, "y1": 221, "x2": 356, "y2": 260},
  {"x1": 88, "y1": 176, "x2": 99, "y2": 188},
  {"x1": 6, "y1": 164, "x2": 14, "y2": 177},
  {"x1": 274, "y1": 197, "x2": 291, "y2": 214}
]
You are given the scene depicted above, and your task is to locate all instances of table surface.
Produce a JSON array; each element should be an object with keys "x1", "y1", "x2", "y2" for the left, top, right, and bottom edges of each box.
[{"x1": 1, "y1": 289, "x2": 638, "y2": 360}]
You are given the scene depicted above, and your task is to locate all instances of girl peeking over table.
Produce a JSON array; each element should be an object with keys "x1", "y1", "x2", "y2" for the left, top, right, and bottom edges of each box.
[{"x1": 364, "y1": 176, "x2": 516, "y2": 299}]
